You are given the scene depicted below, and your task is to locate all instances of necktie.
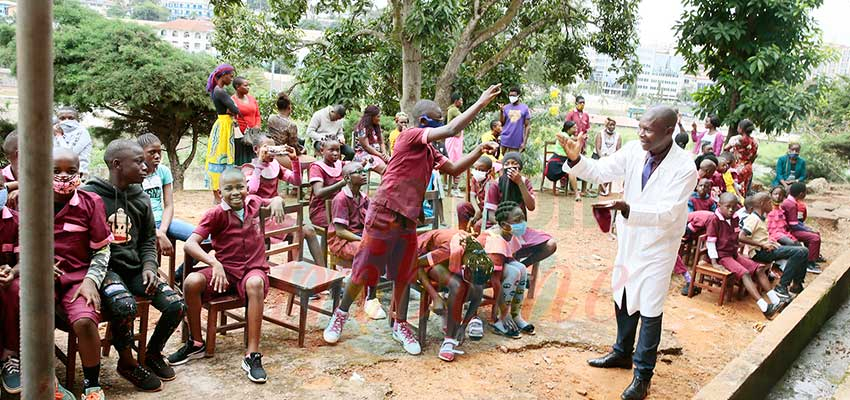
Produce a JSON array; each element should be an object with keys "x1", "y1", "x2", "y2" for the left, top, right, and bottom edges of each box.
[{"x1": 641, "y1": 154, "x2": 656, "y2": 190}]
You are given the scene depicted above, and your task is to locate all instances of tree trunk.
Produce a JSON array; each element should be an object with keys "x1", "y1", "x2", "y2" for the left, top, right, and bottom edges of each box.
[
  {"x1": 434, "y1": 50, "x2": 468, "y2": 111},
  {"x1": 165, "y1": 140, "x2": 185, "y2": 191},
  {"x1": 398, "y1": 0, "x2": 421, "y2": 114},
  {"x1": 724, "y1": 89, "x2": 740, "y2": 145}
]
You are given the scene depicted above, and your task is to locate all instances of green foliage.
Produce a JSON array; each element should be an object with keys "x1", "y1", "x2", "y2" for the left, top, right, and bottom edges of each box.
[
  {"x1": 130, "y1": 1, "x2": 170, "y2": 21},
  {"x1": 675, "y1": 0, "x2": 826, "y2": 135},
  {"x1": 210, "y1": 1, "x2": 301, "y2": 69}
]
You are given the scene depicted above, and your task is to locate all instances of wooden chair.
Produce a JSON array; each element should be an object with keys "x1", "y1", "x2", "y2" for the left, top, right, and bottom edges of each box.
[
  {"x1": 417, "y1": 189, "x2": 444, "y2": 234},
  {"x1": 539, "y1": 140, "x2": 558, "y2": 195},
  {"x1": 688, "y1": 234, "x2": 745, "y2": 306},
  {"x1": 181, "y1": 242, "x2": 247, "y2": 357},
  {"x1": 55, "y1": 297, "x2": 151, "y2": 389},
  {"x1": 157, "y1": 236, "x2": 179, "y2": 289},
  {"x1": 324, "y1": 198, "x2": 352, "y2": 271},
  {"x1": 260, "y1": 205, "x2": 347, "y2": 347}
]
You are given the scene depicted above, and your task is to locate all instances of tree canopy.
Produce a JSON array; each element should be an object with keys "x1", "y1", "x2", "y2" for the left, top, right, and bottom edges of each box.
[
  {"x1": 675, "y1": 0, "x2": 826, "y2": 136},
  {"x1": 130, "y1": 1, "x2": 171, "y2": 21},
  {"x1": 0, "y1": 0, "x2": 217, "y2": 188},
  {"x1": 212, "y1": 0, "x2": 641, "y2": 113}
]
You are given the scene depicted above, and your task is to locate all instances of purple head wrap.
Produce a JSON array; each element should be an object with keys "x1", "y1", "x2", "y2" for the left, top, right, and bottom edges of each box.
[{"x1": 206, "y1": 64, "x2": 235, "y2": 93}]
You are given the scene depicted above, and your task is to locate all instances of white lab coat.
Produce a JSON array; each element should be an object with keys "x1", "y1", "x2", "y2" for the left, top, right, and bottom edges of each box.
[{"x1": 569, "y1": 141, "x2": 697, "y2": 317}]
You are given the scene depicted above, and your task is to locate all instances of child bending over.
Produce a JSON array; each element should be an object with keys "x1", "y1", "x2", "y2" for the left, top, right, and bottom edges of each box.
[{"x1": 169, "y1": 168, "x2": 284, "y2": 383}]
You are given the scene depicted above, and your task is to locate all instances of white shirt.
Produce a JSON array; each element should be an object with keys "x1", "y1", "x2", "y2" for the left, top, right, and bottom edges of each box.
[{"x1": 305, "y1": 106, "x2": 344, "y2": 143}]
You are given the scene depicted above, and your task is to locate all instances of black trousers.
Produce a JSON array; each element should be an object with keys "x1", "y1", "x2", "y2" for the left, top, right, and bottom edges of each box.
[{"x1": 612, "y1": 291, "x2": 662, "y2": 380}]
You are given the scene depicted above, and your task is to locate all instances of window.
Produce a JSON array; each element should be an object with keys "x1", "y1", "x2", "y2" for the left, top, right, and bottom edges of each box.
[
  {"x1": 184, "y1": 42, "x2": 190, "y2": 49},
  {"x1": 171, "y1": 31, "x2": 177, "y2": 37},
  {"x1": 195, "y1": 32, "x2": 201, "y2": 39},
  {"x1": 194, "y1": 43, "x2": 200, "y2": 49},
  {"x1": 184, "y1": 32, "x2": 190, "y2": 38}
]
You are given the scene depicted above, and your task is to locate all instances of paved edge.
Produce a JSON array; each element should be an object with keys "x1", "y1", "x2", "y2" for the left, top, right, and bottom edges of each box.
[{"x1": 694, "y1": 250, "x2": 850, "y2": 400}]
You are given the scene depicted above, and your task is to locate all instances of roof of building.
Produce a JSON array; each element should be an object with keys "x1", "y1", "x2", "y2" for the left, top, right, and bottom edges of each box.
[{"x1": 157, "y1": 19, "x2": 214, "y2": 32}]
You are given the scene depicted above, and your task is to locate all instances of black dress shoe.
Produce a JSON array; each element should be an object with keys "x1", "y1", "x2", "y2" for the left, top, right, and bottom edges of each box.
[
  {"x1": 621, "y1": 376, "x2": 651, "y2": 400},
  {"x1": 587, "y1": 351, "x2": 632, "y2": 369}
]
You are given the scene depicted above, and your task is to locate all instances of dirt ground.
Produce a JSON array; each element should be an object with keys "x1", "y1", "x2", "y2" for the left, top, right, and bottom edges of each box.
[{"x1": 58, "y1": 184, "x2": 850, "y2": 400}]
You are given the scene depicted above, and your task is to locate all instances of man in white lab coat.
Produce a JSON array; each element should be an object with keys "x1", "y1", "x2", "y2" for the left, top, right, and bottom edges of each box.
[{"x1": 560, "y1": 106, "x2": 697, "y2": 400}]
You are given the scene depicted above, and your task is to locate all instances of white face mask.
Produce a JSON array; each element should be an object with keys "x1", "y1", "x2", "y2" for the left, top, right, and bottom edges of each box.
[
  {"x1": 508, "y1": 96, "x2": 519, "y2": 104},
  {"x1": 471, "y1": 169, "x2": 488, "y2": 182}
]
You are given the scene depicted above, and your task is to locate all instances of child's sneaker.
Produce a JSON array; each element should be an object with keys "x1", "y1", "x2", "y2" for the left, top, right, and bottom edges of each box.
[
  {"x1": 116, "y1": 364, "x2": 161, "y2": 392},
  {"x1": 167, "y1": 340, "x2": 206, "y2": 366},
  {"x1": 364, "y1": 298, "x2": 387, "y2": 320},
  {"x1": 82, "y1": 386, "x2": 106, "y2": 400},
  {"x1": 2, "y1": 355, "x2": 21, "y2": 394},
  {"x1": 144, "y1": 353, "x2": 175, "y2": 381},
  {"x1": 323, "y1": 309, "x2": 349, "y2": 344},
  {"x1": 438, "y1": 338, "x2": 463, "y2": 362},
  {"x1": 807, "y1": 263, "x2": 823, "y2": 274},
  {"x1": 54, "y1": 379, "x2": 75, "y2": 400},
  {"x1": 241, "y1": 352, "x2": 267, "y2": 383},
  {"x1": 392, "y1": 321, "x2": 421, "y2": 355},
  {"x1": 774, "y1": 285, "x2": 791, "y2": 300},
  {"x1": 466, "y1": 317, "x2": 484, "y2": 341}
]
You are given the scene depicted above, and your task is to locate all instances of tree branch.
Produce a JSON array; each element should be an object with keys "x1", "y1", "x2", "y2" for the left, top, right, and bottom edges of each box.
[
  {"x1": 469, "y1": 0, "x2": 523, "y2": 49},
  {"x1": 474, "y1": 18, "x2": 549, "y2": 79},
  {"x1": 285, "y1": 79, "x2": 306, "y2": 95},
  {"x1": 352, "y1": 28, "x2": 387, "y2": 41}
]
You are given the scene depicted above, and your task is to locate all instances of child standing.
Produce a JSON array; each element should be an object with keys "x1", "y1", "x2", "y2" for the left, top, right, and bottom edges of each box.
[
  {"x1": 706, "y1": 193, "x2": 785, "y2": 319},
  {"x1": 168, "y1": 168, "x2": 284, "y2": 383},
  {"x1": 456, "y1": 156, "x2": 494, "y2": 234},
  {"x1": 0, "y1": 171, "x2": 19, "y2": 393},
  {"x1": 478, "y1": 202, "x2": 535, "y2": 337},
  {"x1": 688, "y1": 178, "x2": 717, "y2": 212},
  {"x1": 82, "y1": 140, "x2": 186, "y2": 390},
  {"x1": 783, "y1": 183, "x2": 824, "y2": 273},
  {"x1": 1, "y1": 131, "x2": 18, "y2": 210},
  {"x1": 323, "y1": 85, "x2": 502, "y2": 354}
]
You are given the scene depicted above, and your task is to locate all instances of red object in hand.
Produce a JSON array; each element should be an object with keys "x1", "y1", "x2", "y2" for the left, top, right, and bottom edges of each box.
[{"x1": 592, "y1": 202, "x2": 616, "y2": 233}]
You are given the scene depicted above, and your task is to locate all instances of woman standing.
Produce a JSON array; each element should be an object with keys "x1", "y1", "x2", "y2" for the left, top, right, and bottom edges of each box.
[
  {"x1": 727, "y1": 119, "x2": 758, "y2": 194},
  {"x1": 231, "y1": 76, "x2": 261, "y2": 165},
  {"x1": 353, "y1": 105, "x2": 389, "y2": 174},
  {"x1": 691, "y1": 114, "x2": 724, "y2": 156},
  {"x1": 205, "y1": 63, "x2": 241, "y2": 203}
]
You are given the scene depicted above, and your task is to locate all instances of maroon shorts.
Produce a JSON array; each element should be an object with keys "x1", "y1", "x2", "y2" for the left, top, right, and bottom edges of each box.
[
  {"x1": 0, "y1": 278, "x2": 21, "y2": 351},
  {"x1": 58, "y1": 280, "x2": 101, "y2": 325},
  {"x1": 197, "y1": 267, "x2": 270, "y2": 302},
  {"x1": 328, "y1": 236, "x2": 360, "y2": 261},
  {"x1": 718, "y1": 255, "x2": 762, "y2": 279},
  {"x1": 350, "y1": 204, "x2": 418, "y2": 287}
]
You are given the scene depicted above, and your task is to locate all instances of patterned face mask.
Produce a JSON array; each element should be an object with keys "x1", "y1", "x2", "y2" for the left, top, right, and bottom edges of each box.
[{"x1": 53, "y1": 174, "x2": 81, "y2": 195}]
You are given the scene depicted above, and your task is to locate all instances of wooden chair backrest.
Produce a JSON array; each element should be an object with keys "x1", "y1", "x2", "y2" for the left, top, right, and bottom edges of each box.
[
  {"x1": 543, "y1": 140, "x2": 557, "y2": 160},
  {"x1": 259, "y1": 202, "x2": 304, "y2": 261},
  {"x1": 422, "y1": 189, "x2": 442, "y2": 230}
]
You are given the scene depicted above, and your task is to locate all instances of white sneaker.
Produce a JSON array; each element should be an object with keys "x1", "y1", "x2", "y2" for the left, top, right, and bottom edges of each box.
[
  {"x1": 466, "y1": 316, "x2": 484, "y2": 341},
  {"x1": 364, "y1": 298, "x2": 387, "y2": 320},
  {"x1": 323, "y1": 309, "x2": 349, "y2": 344},
  {"x1": 392, "y1": 321, "x2": 421, "y2": 355}
]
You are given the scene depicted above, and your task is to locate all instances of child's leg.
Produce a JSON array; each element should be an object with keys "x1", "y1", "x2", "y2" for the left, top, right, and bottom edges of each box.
[
  {"x1": 392, "y1": 283, "x2": 412, "y2": 322},
  {"x1": 72, "y1": 318, "x2": 102, "y2": 387},
  {"x1": 302, "y1": 224, "x2": 325, "y2": 268},
  {"x1": 100, "y1": 272, "x2": 139, "y2": 369},
  {"x1": 125, "y1": 274, "x2": 186, "y2": 357},
  {"x1": 463, "y1": 284, "x2": 484, "y2": 324},
  {"x1": 718, "y1": 257, "x2": 762, "y2": 302},
  {"x1": 166, "y1": 218, "x2": 197, "y2": 242},
  {"x1": 516, "y1": 239, "x2": 557, "y2": 267},
  {"x1": 569, "y1": 174, "x2": 579, "y2": 195},
  {"x1": 791, "y1": 230, "x2": 821, "y2": 262},
  {"x1": 499, "y1": 263, "x2": 520, "y2": 320},
  {"x1": 183, "y1": 272, "x2": 208, "y2": 341},
  {"x1": 777, "y1": 235, "x2": 799, "y2": 246},
  {"x1": 243, "y1": 275, "x2": 266, "y2": 354}
]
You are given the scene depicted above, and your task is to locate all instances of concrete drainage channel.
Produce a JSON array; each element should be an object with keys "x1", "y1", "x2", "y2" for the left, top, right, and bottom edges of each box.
[{"x1": 695, "y1": 250, "x2": 850, "y2": 400}]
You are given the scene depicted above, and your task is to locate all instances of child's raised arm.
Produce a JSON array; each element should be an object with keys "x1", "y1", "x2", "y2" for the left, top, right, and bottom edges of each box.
[{"x1": 425, "y1": 85, "x2": 502, "y2": 143}]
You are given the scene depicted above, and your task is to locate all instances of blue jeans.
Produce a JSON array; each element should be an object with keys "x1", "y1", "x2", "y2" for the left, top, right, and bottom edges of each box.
[
  {"x1": 155, "y1": 218, "x2": 195, "y2": 242},
  {"x1": 613, "y1": 291, "x2": 662, "y2": 380},
  {"x1": 752, "y1": 245, "x2": 808, "y2": 287}
]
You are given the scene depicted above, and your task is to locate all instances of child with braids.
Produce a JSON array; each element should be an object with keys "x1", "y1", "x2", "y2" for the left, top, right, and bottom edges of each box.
[{"x1": 478, "y1": 201, "x2": 535, "y2": 338}]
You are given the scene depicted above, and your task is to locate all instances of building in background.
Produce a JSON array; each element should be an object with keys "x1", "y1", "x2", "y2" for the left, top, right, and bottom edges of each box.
[
  {"x1": 0, "y1": 0, "x2": 17, "y2": 17},
  {"x1": 812, "y1": 43, "x2": 850, "y2": 78},
  {"x1": 162, "y1": 0, "x2": 213, "y2": 20},
  {"x1": 156, "y1": 18, "x2": 216, "y2": 55}
]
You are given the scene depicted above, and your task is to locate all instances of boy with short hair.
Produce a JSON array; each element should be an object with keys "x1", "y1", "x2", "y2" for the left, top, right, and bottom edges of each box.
[
  {"x1": 82, "y1": 139, "x2": 186, "y2": 390},
  {"x1": 323, "y1": 85, "x2": 502, "y2": 354},
  {"x1": 481, "y1": 120, "x2": 502, "y2": 160},
  {"x1": 688, "y1": 178, "x2": 716, "y2": 213},
  {"x1": 741, "y1": 192, "x2": 808, "y2": 298},
  {"x1": 456, "y1": 156, "x2": 494, "y2": 233},
  {"x1": 1, "y1": 131, "x2": 18, "y2": 210},
  {"x1": 707, "y1": 193, "x2": 785, "y2": 319},
  {"x1": 783, "y1": 182, "x2": 825, "y2": 273},
  {"x1": 169, "y1": 168, "x2": 284, "y2": 383}
]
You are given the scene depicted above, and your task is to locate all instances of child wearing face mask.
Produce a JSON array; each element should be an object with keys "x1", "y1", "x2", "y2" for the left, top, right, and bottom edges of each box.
[
  {"x1": 456, "y1": 156, "x2": 494, "y2": 234},
  {"x1": 477, "y1": 201, "x2": 535, "y2": 338}
]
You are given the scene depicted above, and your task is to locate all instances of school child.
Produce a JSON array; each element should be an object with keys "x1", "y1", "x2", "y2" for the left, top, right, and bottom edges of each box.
[
  {"x1": 456, "y1": 156, "x2": 494, "y2": 234},
  {"x1": 718, "y1": 152, "x2": 743, "y2": 200},
  {"x1": 767, "y1": 186, "x2": 799, "y2": 245},
  {"x1": 485, "y1": 152, "x2": 557, "y2": 269},
  {"x1": 481, "y1": 120, "x2": 502, "y2": 159},
  {"x1": 0, "y1": 171, "x2": 19, "y2": 393},
  {"x1": 353, "y1": 105, "x2": 389, "y2": 175},
  {"x1": 327, "y1": 163, "x2": 384, "y2": 319},
  {"x1": 168, "y1": 168, "x2": 285, "y2": 383},
  {"x1": 782, "y1": 183, "x2": 825, "y2": 273},
  {"x1": 9, "y1": 149, "x2": 112, "y2": 398},
  {"x1": 309, "y1": 140, "x2": 348, "y2": 229},
  {"x1": 697, "y1": 158, "x2": 717, "y2": 181},
  {"x1": 323, "y1": 84, "x2": 502, "y2": 354},
  {"x1": 1, "y1": 131, "x2": 18, "y2": 210},
  {"x1": 594, "y1": 118, "x2": 622, "y2": 196},
  {"x1": 688, "y1": 178, "x2": 717, "y2": 213},
  {"x1": 676, "y1": 210, "x2": 715, "y2": 295},
  {"x1": 741, "y1": 192, "x2": 808, "y2": 298},
  {"x1": 546, "y1": 121, "x2": 581, "y2": 200},
  {"x1": 706, "y1": 193, "x2": 785, "y2": 319},
  {"x1": 416, "y1": 229, "x2": 493, "y2": 361},
  {"x1": 246, "y1": 135, "x2": 324, "y2": 267},
  {"x1": 478, "y1": 201, "x2": 535, "y2": 337},
  {"x1": 82, "y1": 140, "x2": 186, "y2": 390}
]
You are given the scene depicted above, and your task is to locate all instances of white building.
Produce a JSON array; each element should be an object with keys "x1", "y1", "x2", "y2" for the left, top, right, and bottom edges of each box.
[
  {"x1": 161, "y1": 0, "x2": 213, "y2": 20},
  {"x1": 156, "y1": 19, "x2": 216, "y2": 55},
  {"x1": 813, "y1": 44, "x2": 850, "y2": 78},
  {"x1": 77, "y1": 0, "x2": 114, "y2": 15}
]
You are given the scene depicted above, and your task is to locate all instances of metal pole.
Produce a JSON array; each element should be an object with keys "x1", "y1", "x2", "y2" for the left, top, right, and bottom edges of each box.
[{"x1": 16, "y1": 0, "x2": 54, "y2": 398}]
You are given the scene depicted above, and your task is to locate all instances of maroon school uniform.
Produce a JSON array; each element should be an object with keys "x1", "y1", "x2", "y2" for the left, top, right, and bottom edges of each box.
[
  {"x1": 308, "y1": 160, "x2": 344, "y2": 228},
  {"x1": 484, "y1": 177, "x2": 553, "y2": 250},
  {"x1": 711, "y1": 171, "x2": 726, "y2": 197},
  {"x1": 417, "y1": 229, "x2": 465, "y2": 274},
  {"x1": 193, "y1": 195, "x2": 272, "y2": 301},
  {"x1": 350, "y1": 127, "x2": 447, "y2": 288},
  {"x1": 686, "y1": 210, "x2": 714, "y2": 238},
  {"x1": 781, "y1": 195, "x2": 821, "y2": 262},
  {"x1": 327, "y1": 186, "x2": 369, "y2": 261},
  {"x1": 689, "y1": 192, "x2": 716, "y2": 212},
  {"x1": 246, "y1": 158, "x2": 301, "y2": 199},
  {"x1": 0, "y1": 207, "x2": 19, "y2": 351},
  {"x1": 706, "y1": 210, "x2": 759, "y2": 278}
]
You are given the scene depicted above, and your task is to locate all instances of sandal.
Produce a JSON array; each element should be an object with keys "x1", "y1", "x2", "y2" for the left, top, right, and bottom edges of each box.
[
  {"x1": 438, "y1": 339, "x2": 464, "y2": 362},
  {"x1": 467, "y1": 317, "x2": 484, "y2": 341},
  {"x1": 490, "y1": 322, "x2": 522, "y2": 339},
  {"x1": 519, "y1": 323, "x2": 536, "y2": 335}
]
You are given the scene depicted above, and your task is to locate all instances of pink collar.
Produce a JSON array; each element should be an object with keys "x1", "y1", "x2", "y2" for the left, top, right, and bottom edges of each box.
[
  {"x1": 1, "y1": 207, "x2": 12, "y2": 219},
  {"x1": 314, "y1": 160, "x2": 343, "y2": 177},
  {"x1": 256, "y1": 159, "x2": 281, "y2": 180},
  {"x1": 714, "y1": 209, "x2": 729, "y2": 222},
  {"x1": 68, "y1": 191, "x2": 81, "y2": 207}
]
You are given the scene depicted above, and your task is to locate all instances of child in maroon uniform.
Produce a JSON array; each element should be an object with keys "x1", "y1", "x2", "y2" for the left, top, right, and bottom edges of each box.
[
  {"x1": 706, "y1": 193, "x2": 784, "y2": 319},
  {"x1": 0, "y1": 171, "x2": 20, "y2": 393},
  {"x1": 688, "y1": 178, "x2": 717, "y2": 212},
  {"x1": 1, "y1": 131, "x2": 18, "y2": 210},
  {"x1": 309, "y1": 141, "x2": 347, "y2": 229},
  {"x1": 169, "y1": 168, "x2": 284, "y2": 383},
  {"x1": 456, "y1": 156, "x2": 494, "y2": 233},
  {"x1": 782, "y1": 183, "x2": 824, "y2": 273},
  {"x1": 768, "y1": 186, "x2": 797, "y2": 245},
  {"x1": 323, "y1": 84, "x2": 502, "y2": 354},
  {"x1": 676, "y1": 210, "x2": 714, "y2": 295}
]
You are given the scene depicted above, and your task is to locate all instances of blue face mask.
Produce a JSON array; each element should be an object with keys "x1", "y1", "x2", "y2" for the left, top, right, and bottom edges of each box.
[
  {"x1": 788, "y1": 153, "x2": 799, "y2": 159},
  {"x1": 0, "y1": 188, "x2": 6, "y2": 210},
  {"x1": 420, "y1": 115, "x2": 444, "y2": 128},
  {"x1": 510, "y1": 221, "x2": 527, "y2": 237}
]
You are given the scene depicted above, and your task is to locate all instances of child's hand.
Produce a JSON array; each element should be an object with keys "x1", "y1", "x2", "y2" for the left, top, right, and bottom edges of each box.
[
  {"x1": 211, "y1": 261, "x2": 229, "y2": 293},
  {"x1": 269, "y1": 197, "x2": 285, "y2": 223},
  {"x1": 258, "y1": 145, "x2": 269, "y2": 161},
  {"x1": 692, "y1": 121, "x2": 697, "y2": 131},
  {"x1": 142, "y1": 269, "x2": 159, "y2": 295},
  {"x1": 562, "y1": 133, "x2": 587, "y2": 161},
  {"x1": 481, "y1": 141, "x2": 499, "y2": 154},
  {"x1": 284, "y1": 145, "x2": 297, "y2": 160},
  {"x1": 379, "y1": 153, "x2": 390, "y2": 163},
  {"x1": 765, "y1": 241, "x2": 780, "y2": 251},
  {"x1": 478, "y1": 84, "x2": 502, "y2": 106},
  {"x1": 72, "y1": 278, "x2": 101, "y2": 311},
  {"x1": 0, "y1": 265, "x2": 13, "y2": 288},
  {"x1": 156, "y1": 230, "x2": 174, "y2": 257},
  {"x1": 53, "y1": 261, "x2": 64, "y2": 281}
]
